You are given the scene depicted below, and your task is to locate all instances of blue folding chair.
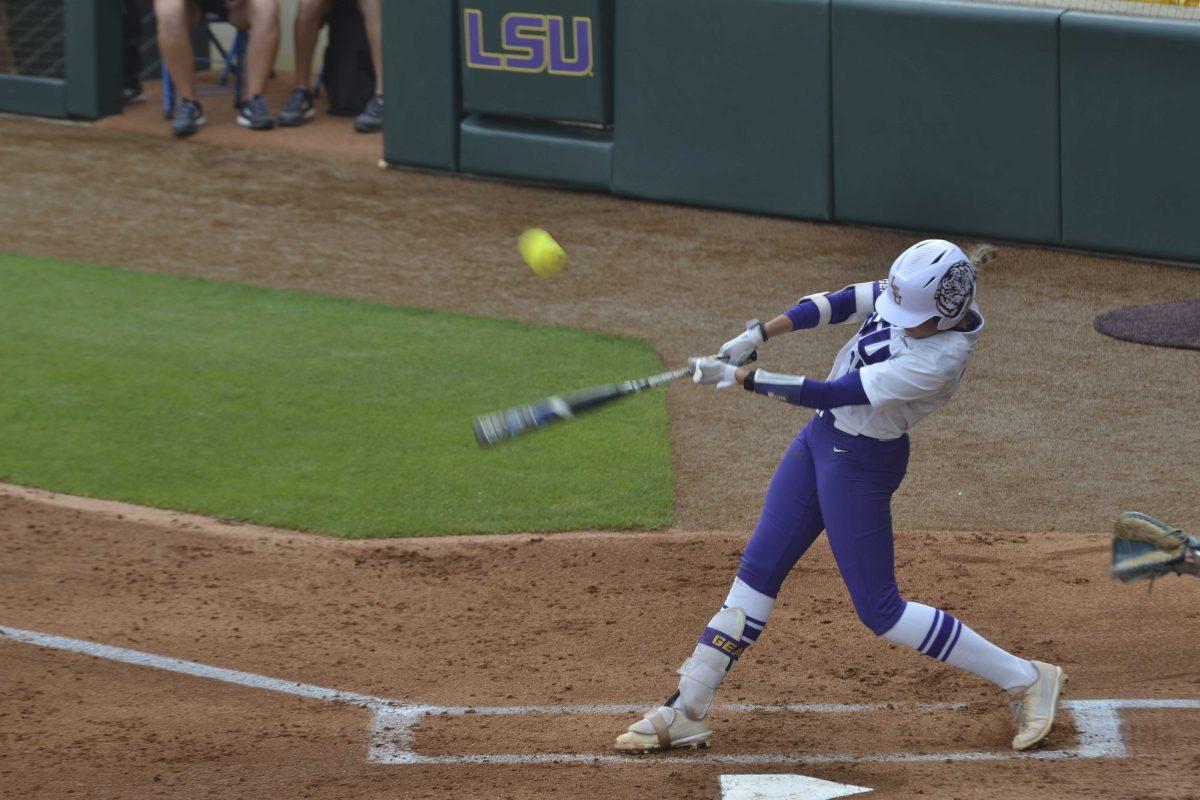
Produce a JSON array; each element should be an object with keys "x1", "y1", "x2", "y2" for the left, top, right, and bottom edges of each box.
[{"x1": 162, "y1": 15, "x2": 248, "y2": 119}]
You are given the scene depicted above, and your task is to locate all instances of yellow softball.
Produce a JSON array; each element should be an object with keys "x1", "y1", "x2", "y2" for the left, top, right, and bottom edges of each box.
[{"x1": 518, "y1": 228, "x2": 567, "y2": 277}]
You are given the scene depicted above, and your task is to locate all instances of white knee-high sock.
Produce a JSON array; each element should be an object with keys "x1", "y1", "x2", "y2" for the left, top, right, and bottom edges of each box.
[
  {"x1": 881, "y1": 601, "x2": 1038, "y2": 691},
  {"x1": 723, "y1": 577, "x2": 776, "y2": 650}
]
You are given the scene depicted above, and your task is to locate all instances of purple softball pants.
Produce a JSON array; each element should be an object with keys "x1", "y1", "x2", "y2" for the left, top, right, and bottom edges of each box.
[{"x1": 736, "y1": 411, "x2": 910, "y2": 635}]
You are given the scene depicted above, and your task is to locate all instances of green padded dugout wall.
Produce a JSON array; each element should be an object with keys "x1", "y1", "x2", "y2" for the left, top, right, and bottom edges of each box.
[
  {"x1": 1061, "y1": 13, "x2": 1200, "y2": 262},
  {"x1": 459, "y1": 115, "x2": 612, "y2": 189},
  {"x1": 64, "y1": 0, "x2": 123, "y2": 119},
  {"x1": 832, "y1": 0, "x2": 1061, "y2": 241},
  {"x1": 382, "y1": 1, "x2": 459, "y2": 170},
  {"x1": 612, "y1": 0, "x2": 832, "y2": 219}
]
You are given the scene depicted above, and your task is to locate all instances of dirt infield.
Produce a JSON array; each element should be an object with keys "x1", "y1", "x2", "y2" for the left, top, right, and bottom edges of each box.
[{"x1": 2, "y1": 486, "x2": 1199, "y2": 799}]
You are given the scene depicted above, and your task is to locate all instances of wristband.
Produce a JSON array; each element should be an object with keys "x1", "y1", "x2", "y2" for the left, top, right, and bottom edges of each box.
[
  {"x1": 743, "y1": 368, "x2": 758, "y2": 392},
  {"x1": 746, "y1": 319, "x2": 768, "y2": 344}
]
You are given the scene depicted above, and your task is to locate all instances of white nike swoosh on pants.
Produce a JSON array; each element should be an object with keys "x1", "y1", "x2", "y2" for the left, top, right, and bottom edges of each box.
[{"x1": 834, "y1": 447, "x2": 848, "y2": 453}]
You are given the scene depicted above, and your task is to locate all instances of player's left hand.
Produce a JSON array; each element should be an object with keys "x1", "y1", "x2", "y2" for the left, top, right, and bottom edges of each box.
[
  {"x1": 717, "y1": 320, "x2": 767, "y2": 366},
  {"x1": 690, "y1": 356, "x2": 739, "y2": 389}
]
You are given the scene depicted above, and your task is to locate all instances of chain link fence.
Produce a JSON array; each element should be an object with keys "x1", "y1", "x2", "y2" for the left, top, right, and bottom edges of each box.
[{"x1": 1, "y1": 0, "x2": 66, "y2": 78}]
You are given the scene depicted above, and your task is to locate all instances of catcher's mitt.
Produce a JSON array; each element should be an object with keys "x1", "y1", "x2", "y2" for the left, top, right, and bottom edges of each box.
[{"x1": 1111, "y1": 511, "x2": 1200, "y2": 584}]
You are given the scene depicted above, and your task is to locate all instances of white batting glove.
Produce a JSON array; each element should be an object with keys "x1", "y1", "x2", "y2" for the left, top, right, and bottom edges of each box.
[
  {"x1": 690, "y1": 356, "x2": 738, "y2": 389},
  {"x1": 717, "y1": 320, "x2": 767, "y2": 366}
]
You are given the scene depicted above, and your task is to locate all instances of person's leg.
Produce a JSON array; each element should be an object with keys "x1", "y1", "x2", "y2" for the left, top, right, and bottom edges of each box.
[
  {"x1": 350, "y1": 0, "x2": 384, "y2": 132},
  {"x1": 878, "y1": 602, "x2": 1038, "y2": 689},
  {"x1": 121, "y1": 0, "x2": 145, "y2": 97},
  {"x1": 293, "y1": 0, "x2": 330, "y2": 91},
  {"x1": 811, "y1": 422, "x2": 910, "y2": 638},
  {"x1": 813, "y1": 423, "x2": 1038, "y2": 685},
  {"x1": 237, "y1": 0, "x2": 279, "y2": 99},
  {"x1": 676, "y1": 425, "x2": 826, "y2": 713},
  {"x1": 813, "y1": 419, "x2": 1062, "y2": 750},
  {"x1": 357, "y1": 0, "x2": 382, "y2": 94},
  {"x1": 153, "y1": 0, "x2": 198, "y2": 100},
  {"x1": 277, "y1": 0, "x2": 326, "y2": 125},
  {"x1": 724, "y1": 426, "x2": 827, "y2": 650},
  {"x1": 616, "y1": 423, "x2": 826, "y2": 750}
]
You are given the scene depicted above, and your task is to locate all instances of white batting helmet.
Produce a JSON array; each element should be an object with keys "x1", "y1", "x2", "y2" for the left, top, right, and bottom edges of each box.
[{"x1": 874, "y1": 239, "x2": 977, "y2": 331}]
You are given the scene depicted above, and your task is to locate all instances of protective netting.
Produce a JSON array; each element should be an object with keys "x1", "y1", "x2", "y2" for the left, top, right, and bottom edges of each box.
[
  {"x1": 0, "y1": 0, "x2": 66, "y2": 79},
  {"x1": 966, "y1": 0, "x2": 1199, "y2": 20}
]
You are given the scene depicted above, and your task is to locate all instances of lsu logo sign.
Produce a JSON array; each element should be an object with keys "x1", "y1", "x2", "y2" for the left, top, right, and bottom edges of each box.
[{"x1": 463, "y1": 9, "x2": 594, "y2": 76}]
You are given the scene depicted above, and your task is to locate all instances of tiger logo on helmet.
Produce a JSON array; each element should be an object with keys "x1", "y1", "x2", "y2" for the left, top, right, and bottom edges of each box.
[{"x1": 933, "y1": 260, "x2": 975, "y2": 320}]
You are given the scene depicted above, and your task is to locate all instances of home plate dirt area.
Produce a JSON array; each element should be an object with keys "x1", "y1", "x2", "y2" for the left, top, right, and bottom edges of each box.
[{"x1": 2, "y1": 486, "x2": 1198, "y2": 800}]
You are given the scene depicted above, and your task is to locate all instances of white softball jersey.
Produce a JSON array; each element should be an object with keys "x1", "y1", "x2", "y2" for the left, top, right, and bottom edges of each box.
[{"x1": 827, "y1": 302, "x2": 985, "y2": 441}]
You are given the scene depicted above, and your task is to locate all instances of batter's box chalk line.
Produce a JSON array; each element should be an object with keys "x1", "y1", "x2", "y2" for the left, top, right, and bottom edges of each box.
[{"x1": 4, "y1": 625, "x2": 1198, "y2": 767}]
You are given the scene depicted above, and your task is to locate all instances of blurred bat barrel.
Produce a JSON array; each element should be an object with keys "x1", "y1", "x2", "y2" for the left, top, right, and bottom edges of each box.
[{"x1": 473, "y1": 367, "x2": 690, "y2": 447}]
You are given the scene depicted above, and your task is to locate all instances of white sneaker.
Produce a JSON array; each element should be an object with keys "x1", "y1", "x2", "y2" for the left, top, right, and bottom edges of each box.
[
  {"x1": 614, "y1": 705, "x2": 712, "y2": 752},
  {"x1": 1010, "y1": 660, "x2": 1067, "y2": 750}
]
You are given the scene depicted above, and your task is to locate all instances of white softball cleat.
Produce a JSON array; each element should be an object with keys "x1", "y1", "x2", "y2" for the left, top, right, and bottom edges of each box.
[
  {"x1": 1009, "y1": 660, "x2": 1067, "y2": 751},
  {"x1": 613, "y1": 704, "x2": 712, "y2": 752},
  {"x1": 615, "y1": 606, "x2": 747, "y2": 752}
]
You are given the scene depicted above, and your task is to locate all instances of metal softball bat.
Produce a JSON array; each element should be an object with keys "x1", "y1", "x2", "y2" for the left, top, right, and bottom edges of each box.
[{"x1": 472, "y1": 366, "x2": 693, "y2": 448}]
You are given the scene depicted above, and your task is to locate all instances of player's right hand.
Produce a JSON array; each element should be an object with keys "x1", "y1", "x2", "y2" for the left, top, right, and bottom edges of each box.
[{"x1": 717, "y1": 320, "x2": 767, "y2": 366}]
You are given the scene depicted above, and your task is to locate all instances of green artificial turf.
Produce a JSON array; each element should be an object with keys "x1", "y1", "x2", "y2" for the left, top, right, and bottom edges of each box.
[{"x1": 0, "y1": 255, "x2": 674, "y2": 536}]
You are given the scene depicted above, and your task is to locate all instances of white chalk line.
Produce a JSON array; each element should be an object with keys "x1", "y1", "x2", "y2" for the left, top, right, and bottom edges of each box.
[
  {"x1": 4, "y1": 625, "x2": 1198, "y2": 768},
  {"x1": 0, "y1": 624, "x2": 398, "y2": 710}
]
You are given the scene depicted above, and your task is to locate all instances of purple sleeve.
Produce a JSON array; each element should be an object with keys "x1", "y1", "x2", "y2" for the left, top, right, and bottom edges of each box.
[
  {"x1": 784, "y1": 286, "x2": 861, "y2": 330},
  {"x1": 800, "y1": 372, "x2": 871, "y2": 409},
  {"x1": 751, "y1": 371, "x2": 871, "y2": 410}
]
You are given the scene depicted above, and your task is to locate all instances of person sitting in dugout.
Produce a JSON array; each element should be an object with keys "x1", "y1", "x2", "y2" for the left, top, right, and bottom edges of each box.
[
  {"x1": 154, "y1": 0, "x2": 281, "y2": 137},
  {"x1": 277, "y1": 0, "x2": 383, "y2": 133}
]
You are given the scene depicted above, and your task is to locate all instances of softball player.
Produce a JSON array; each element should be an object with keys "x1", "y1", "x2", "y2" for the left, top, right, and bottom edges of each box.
[{"x1": 616, "y1": 240, "x2": 1066, "y2": 753}]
